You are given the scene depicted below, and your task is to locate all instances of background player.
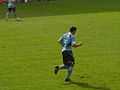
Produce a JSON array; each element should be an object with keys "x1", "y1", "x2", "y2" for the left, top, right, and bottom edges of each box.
[{"x1": 6, "y1": 0, "x2": 19, "y2": 21}]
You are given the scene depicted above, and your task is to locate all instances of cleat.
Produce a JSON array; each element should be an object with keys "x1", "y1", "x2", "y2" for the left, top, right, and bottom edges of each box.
[
  {"x1": 16, "y1": 18, "x2": 20, "y2": 21},
  {"x1": 54, "y1": 65, "x2": 59, "y2": 75},
  {"x1": 65, "y1": 78, "x2": 71, "y2": 82}
]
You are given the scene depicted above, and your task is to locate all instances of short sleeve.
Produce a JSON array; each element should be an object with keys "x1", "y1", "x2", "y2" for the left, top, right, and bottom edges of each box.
[{"x1": 71, "y1": 35, "x2": 76, "y2": 45}]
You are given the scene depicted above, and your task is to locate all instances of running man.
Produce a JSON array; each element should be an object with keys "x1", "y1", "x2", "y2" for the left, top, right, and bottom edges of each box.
[{"x1": 54, "y1": 26, "x2": 83, "y2": 82}]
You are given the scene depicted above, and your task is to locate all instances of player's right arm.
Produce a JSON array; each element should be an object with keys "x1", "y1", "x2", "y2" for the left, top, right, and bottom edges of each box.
[
  {"x1": 58, "y1": 34, "x2": 65, "y2": 46},
  {"x1": 58, "y1": 39, "x2": 63, "y2": 45}
]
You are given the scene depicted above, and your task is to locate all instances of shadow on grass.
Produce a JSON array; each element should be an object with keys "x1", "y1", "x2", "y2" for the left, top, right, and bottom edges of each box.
[
  {"x1": 61, "y1": 81, "x2": 110, "y2": 90},
  {"x1": 61, "y1": 75, "x2": 110, "y2": 90},
  {"x1": 70, "y1": 81, "x2": 110, "y2": 90}
]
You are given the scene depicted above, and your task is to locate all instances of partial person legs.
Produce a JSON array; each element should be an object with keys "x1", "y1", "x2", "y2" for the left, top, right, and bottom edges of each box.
[
  {"x1": 65, "y1": 65, "x2": 73, "y2": 82},
  {"x1": 6, "y1": 8, "x2": 11, "y2": 21},
  {"x1": 6, "y1": 7, "x2": 19, "y2": 21},
  {"x1": 13, "y1": 7, "x2": 20, "y2": 21},
  {"x1": 54, "y1": 64, "x2": 74, "y2": 82}
]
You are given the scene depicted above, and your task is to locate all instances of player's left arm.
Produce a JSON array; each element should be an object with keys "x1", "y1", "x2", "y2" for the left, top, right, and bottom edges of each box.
[
  {"x1": 71, "y1": 36, "x2": 83, "y2": 47},
  {"x1": 72, "y1": 42, "x2": 83, "y2": 47}
]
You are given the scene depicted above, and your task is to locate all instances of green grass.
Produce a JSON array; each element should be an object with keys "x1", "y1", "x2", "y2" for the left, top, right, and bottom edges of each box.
[
  {"x1": 0, "y1": 0, "x2": 120, "y2": 18},
  {"x1": 0, "y1": 0, "x2": 120, "y2": 90}
]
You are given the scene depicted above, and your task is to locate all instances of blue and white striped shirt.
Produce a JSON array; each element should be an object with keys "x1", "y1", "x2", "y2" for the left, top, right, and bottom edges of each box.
[
  {"x1": 59, "y1": 32, "x2": 76, "y2": 52},
  {"x1": 8, "y1": 0, "x2": 15, "y2": 8}
]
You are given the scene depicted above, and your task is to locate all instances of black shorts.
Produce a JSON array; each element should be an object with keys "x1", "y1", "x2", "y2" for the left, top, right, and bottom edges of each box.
[
  {"x1": 62, "y1": 51, "x2": 75, "y2": 66},
  {"x1": 8, "y1": 7, "x2": 16, "y2": 12}
]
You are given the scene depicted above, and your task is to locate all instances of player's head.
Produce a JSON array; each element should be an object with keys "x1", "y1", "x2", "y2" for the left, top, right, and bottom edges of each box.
[{"x1": 70, "y1": 26, "x2": 77, "y2": 35}]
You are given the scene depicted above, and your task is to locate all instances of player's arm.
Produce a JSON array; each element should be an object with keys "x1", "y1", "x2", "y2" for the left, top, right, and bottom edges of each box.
[
  {"x1": 71, "y1": 36, "x2": 83, "y2": 47},
  {"x1": 72, "y1": 42, "x2": 83, "y2": 47},
  {"x1": 58, "y1": 35, "x2": 64, "y2": 45},
  {"x1": 58, "y1": 39, "x2": 63, "y2": 45}
]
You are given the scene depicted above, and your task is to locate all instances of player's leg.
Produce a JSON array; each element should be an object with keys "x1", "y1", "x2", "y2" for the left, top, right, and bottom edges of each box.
[
  {"x1": 54, "y1": 64, "x2": 68, "y2": 75},
  {"x1": 59, "y1": 64, "x2": 68, "y2": 69},
  {"x1": 54, "y1": 65, "x2": 59, "y2": 75},
  {"x1": 65, "y1": 65, "x2": 73, "y2": 82},
  {"x1": 65, "y1": 51, "x2": 75, "y2": 82},
  {"x1": 13, "y1": 7, "x2": 17, "y2": 19},
  {"x1": 6, "y1": 8, "x2": 11, "y2": 21},
  {"x1": 13, "y1": 7, "x2": 20, "y2": 21},
  {"x1": 54, "y1": 51, "x2": 69, "y2": 75}
]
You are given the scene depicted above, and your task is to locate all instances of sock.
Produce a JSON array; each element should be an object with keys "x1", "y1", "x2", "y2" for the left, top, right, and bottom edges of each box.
[
  {"x1": 14, "y1": 12, "x2": 17, "y2": 18},
  {"x1": 6, "y1": 12, "x2": 9, "y2": 20},
  {"x1": 59, "y1": 64, "x2": 68, "y2": 69},
  {"x1": 66, "y1": 66, "x2": 73, "y2": 79}
]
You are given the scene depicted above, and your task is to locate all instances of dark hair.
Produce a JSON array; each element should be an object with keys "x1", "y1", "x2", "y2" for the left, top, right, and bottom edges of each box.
[{"x1": 70, "y1": 26, "x2": 77, "y2": 32}]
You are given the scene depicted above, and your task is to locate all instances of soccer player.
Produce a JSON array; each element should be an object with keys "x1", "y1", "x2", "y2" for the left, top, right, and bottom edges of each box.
[
  {"x1": 54, "y1": 26, "x2": 83, "y2": 82},
  {"x1": 5, "y1": 0, "x2": 19, "y2": 21}
]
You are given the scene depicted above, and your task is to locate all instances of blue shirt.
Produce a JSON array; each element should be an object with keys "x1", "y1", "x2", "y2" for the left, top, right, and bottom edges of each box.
[
  {"x1": 59, "y1": 32, "x2": 76, "y2": 52},
  {"x1": 8, "y1": 0, "x2": 15, "y2": 8}
]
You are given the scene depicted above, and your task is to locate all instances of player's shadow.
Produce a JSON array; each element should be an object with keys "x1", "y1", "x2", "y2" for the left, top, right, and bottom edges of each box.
[
  {"x1": 62, "y1": 76, "x2": 110, "y2": 90},
  {"x1": 70, "y1": 81, "x2": 110, "y2": 90}
]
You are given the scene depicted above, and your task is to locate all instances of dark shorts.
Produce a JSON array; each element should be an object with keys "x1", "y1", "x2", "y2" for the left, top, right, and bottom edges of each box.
[
  {"x1": 8, "y1": 7, "x2": 16, "y2": 12},
  {"x1": 62, "y1": 51, "x2": 75, "y2": 66}
]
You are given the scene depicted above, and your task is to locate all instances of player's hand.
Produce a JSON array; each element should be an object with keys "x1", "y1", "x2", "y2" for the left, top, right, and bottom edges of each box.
[{"x1": 79, "y1": 42, "x2": 83, "y2": 46}]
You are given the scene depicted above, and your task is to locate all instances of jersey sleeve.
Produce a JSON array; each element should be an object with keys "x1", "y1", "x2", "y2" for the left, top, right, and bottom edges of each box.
[{"x1": 71, "y1": 35, "x2": 76, "y2": 46}]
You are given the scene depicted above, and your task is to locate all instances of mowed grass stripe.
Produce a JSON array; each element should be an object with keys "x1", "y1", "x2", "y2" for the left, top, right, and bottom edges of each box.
[{"x1": 0, "y1": 1, "x2": 120, "y2": 90}]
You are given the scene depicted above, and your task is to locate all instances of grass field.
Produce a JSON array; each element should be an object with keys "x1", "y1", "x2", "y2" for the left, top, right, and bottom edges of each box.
[{"x1": 0, "y1": 0, "x2": 120, "y2": 90}]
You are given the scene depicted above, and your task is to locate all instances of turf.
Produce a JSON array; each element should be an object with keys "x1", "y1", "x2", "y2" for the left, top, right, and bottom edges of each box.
[{"x1": 0, "y1": 0, "x2": 120, "y2": 90}]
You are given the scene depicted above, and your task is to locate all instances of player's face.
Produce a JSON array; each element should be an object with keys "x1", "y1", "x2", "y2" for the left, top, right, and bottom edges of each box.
[{"x1": 72, "y1": 30, "x2": 76, "y2": 35}]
